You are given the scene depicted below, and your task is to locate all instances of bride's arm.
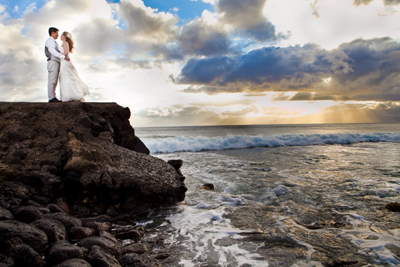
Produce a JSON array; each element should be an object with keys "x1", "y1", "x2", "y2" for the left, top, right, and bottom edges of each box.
[{"x1": 62, "y1": 42, "x2": 69, "y2": 56}]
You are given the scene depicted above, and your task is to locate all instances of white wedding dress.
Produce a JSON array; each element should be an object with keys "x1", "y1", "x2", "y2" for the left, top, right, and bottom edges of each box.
[{"x1": 59, "y1": 47, "x2": 90, "y2": 102}]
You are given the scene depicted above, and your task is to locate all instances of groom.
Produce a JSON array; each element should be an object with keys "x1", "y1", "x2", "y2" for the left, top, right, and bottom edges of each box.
[{"x1": 45, "y1": 27, "x2": 70, "y2": 103}]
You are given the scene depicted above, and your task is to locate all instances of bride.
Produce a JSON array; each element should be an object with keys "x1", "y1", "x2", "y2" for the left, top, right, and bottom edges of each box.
[{"x1": 59, "y1": 31, "x2": 90, "y2": 102}]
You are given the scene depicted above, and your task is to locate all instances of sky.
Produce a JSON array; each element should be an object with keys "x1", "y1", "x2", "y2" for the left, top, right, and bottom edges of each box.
[{"x1": 0, "y1": 0, "x2": 399, "y2": 127}]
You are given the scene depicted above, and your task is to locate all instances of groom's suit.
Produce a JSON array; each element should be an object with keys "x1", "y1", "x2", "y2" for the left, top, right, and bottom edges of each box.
[{"x1": 45, "y1": 37, "x2": 65, "y2": 100}]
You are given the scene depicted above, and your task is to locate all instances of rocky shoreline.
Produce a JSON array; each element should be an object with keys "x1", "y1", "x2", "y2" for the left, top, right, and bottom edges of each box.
[{"x1": 0, "y1": 102, "x2": 187, "y2": 266}]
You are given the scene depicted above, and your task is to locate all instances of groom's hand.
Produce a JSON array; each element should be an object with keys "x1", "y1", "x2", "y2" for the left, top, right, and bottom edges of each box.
[{"x1": 65, "y1": 56, "x2": 71, "y2": 61}]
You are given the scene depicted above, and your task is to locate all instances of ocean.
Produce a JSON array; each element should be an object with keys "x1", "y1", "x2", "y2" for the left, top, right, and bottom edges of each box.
[{"x1": 134, "y1": 123, "x2": 400, "y2": 266}]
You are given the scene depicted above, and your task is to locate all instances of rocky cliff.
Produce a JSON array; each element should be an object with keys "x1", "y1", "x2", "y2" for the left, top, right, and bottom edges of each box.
[{"x1": 0, "y1": 102, "x2": 187, "y2": 212}]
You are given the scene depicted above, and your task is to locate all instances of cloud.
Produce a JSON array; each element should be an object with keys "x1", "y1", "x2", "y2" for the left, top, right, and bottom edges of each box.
[
  {"x1": 134, "y1": 105, "x2": 222, "y2": 126},
  {"x1": 117, "y1": 0, "x2": 178, "y2": 42},
  {"x1": 178, "y1": 14, "x2": 231, "y2": 56},
  {"x1": 73, "y1": 18, "x2": 124, "y2": 58},
  {"x1": 215, "y1": 0, "x2": 279, "y2": 42},
  {"x1": 221, "y1": 105, "x2": 259, "y2": 116},
  {"x1": 353, "y1": 0, "x2": 400, "y2": 6},
  {"x1": 176, "y1": 37, "x2": 400, "y2": 102},
  {"x1": 0, "y1": 18, "x2": 45, "y2": 101},
  {"x1": 189, "y1": 99, "x2": 255, "y2": 107},
  {"x1": 177, "y1": 43, "x2": 352, "y2": 88}
]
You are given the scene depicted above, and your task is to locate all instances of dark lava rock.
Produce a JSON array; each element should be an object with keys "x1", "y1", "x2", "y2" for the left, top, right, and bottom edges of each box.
[
  {"x1": 122, "y1": 243, "x2": 148, "y2": 255},
  {"x1": 47, "y1": 240, "x2": 85, "y2": 266},
  {"x1": 56, "y1": 201, "x2": 74, "y2": 215},
  {"x1": 7, "y1": 244, "x2": 44, "y2": 267},
  {"x1": 78, "y1": 236, "x2": 122, "y2": 257},
  {"x1": 118, "y1": 253, "x2": 161, "y2": 267},
  {"x1": 114, "y1": 225, "x2": 145, "y2": 242},
  {"x1": 81, "y1": 215, "x2": 112, "y2": 224},
  {"x1": 83, "y1": 221, "x2": 112, "y2": 234},
  {"x1": 31, "y1": 218, "x2": 67, "y2": 244},
  {"x1": 70, "y1": 226, "x2": 96, "y2": 241},
  {"x1": 0, "y1": 220, "x2": 48, "y2": 252},
  {"x1": 54, "y1": 258, "x2": 92, "y2": 267},
  {"x1": 45, "y1": 212, "x2": 82, "y2": 230},
  {"x1": 385, "y1": 202, "x2": 400, "y2": 212},
  {"x1": 13, "y1": 206, "x2": 44, "y2": 223},
  {"x1": 0, "y1": 182, "x2": 31, "y2": 199},
  {"x1": 202, "y1": 183, "x2": 215, "y2": 190},
  {"x1": 4, "y1": 237, "x2": 23, "y2": 250},
  {"x1": 46, "y1": 203, "x2": 67, "y2": 214},
  {"x1": 0, "y1": 102, "x2": 186, "y2": 212},
  {"x1": 32, "y1": 195, "x2": 50, "y2": 206},
  {"x1": 99, "y1": 231, "x2": 120, "y2": 244},
  {"x1": 0, "y1": 253, "x2": 14, "y2": 267},
  {"x1": 167, "y1": 159, "x2": 183, "y2": 170},
  {"x1": 87, "y1": 245, "x2": 121, "y2": 267},
  {"x1": 0, "y1": 207, "x2": 13, "y2": 220}
]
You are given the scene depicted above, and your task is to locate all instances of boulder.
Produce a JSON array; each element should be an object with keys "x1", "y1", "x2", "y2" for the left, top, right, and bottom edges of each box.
[
  {"x1": 45, "y1": 212, "x2": 82, "y2": 231},
  {"x1": 99, "y1": 231, "x2": 120, "y2": 244},
  {"x1": 46, "y1": 204, "x2": 67, "y2": 214},
  {"x1": 70, "y1": 226, "x2": 96, "y2": 241},
  {"x1": 122, "y1": 243, "x2": 148, "y2": 255},
  {"x1": 87, "y1": 245, "x2": 121, "y2": 267},
  {"x1": 13, "y1": 206, "x2": 44, "y2": 223},
  {"x1": 54, "y1": 258, "x2": 92, "y2": 267},
  {"x1": 78, "y1": 236, "x2": 122, "y2": 257},
  {"x1": 114, "y1": 225, "x2": 145, "y2": 242},
  {"x1": 0, "y1": 182, "x2": 30, "y2": 199},
  {"x1": 83, "y1": 221, "x2": 112, "y2": 234},
  {"x1": 47, "y1": 240, "x2": 85, "y2": 266},
  {"x1": 167, "y1": 160, "x2": 183, "y2": 170},
  {"x1": 7, "y1": 244, "x2": 44, "y2": 267},
  {"x1": 0, "y1": 102, "x2": 186, "y2": 211},
  {"x1": 81, "y1": 215, "x2": 112, "y2": 224},
  {"x1": 0, "y1": 220, "x2": 48, "y2": 252},
  {"x1": 118, "y1": 253, "x2": 161, "y2": 267},
  {"x1": 0, "y1": 207, "x2": 13, "y2": 220},
  {"x1": 56, "y1": 201, "x2": 74, "y2": 215},
  {"x1": 31, "y1": 218, "x2": 67, "y2": 244}
]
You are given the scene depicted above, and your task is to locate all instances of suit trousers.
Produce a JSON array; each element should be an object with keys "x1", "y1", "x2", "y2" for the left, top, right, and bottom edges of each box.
[{"x1": 47, "y1": 60, "x2": 60, "y2": 100}]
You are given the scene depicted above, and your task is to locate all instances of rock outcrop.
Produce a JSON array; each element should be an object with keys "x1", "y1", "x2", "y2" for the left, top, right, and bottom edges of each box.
[
  {"x1": 0, "y1": 102, "x2": 187, "y2": 211},
  {"x1": 0, "y1": 102, "x2": 187, "y2": 266}
]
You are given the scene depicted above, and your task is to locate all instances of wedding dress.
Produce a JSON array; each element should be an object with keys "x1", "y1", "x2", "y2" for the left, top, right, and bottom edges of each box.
[{"x1": 59, "y1": 47, "x2": 90, "y2": 102}]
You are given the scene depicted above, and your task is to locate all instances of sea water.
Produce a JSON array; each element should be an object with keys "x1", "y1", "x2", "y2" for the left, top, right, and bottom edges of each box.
[{"x1": 134, "y1": 124, "x2": 400, "y2": 266}]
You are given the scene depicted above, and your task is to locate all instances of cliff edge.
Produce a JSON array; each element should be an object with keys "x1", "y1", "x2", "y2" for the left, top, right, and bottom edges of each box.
[{"x1": 0, "y1": 102, "x2": 187, "y2": 213}]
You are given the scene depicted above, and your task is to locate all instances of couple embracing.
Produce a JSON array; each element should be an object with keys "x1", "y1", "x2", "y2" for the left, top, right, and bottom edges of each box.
[{"x1": 45, "y1": 27, "x2": 90, "y2": 103}]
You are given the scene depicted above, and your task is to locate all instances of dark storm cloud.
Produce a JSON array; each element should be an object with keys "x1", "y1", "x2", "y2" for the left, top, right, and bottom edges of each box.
[
  {"x1": 215, "y1": 0, "x2": 280, "y2": 42},
  {"x1": 178, "y1": 43, "x2": 352, "y2": 86},
  {"x1": 176, "y1": 37, "x2": 400, "y2": 101}
]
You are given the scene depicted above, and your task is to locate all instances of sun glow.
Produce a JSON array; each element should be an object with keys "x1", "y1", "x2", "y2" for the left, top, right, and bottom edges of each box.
[{"x1": 323, "y1": 77, "x2": 332, "y2": 83}]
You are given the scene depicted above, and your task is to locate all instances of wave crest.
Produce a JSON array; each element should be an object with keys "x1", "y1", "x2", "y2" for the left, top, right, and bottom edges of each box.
[{"x1": 142, "y1": 132, "x2": 400, "y2": 153}]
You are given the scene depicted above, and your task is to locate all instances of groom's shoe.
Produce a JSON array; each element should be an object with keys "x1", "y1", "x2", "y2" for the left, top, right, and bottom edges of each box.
[{"x1": 49, "y1": 98, "x2": 61, "y2": 103}]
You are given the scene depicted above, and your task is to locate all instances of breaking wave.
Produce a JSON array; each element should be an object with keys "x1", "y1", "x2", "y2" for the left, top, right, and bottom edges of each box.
[{"x1": 143, "y1": 132, "x2": 400, "y2": 154}]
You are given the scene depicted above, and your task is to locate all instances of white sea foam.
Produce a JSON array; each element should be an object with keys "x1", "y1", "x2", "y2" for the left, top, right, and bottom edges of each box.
[{"x1": 143, "y1": 132, "x2": 400, "y2": 153}]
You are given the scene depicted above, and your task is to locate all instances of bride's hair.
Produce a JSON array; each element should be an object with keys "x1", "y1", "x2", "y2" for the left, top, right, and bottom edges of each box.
[{"x1": 62, "y1": 31, "x2": 74, "y2": 53}]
